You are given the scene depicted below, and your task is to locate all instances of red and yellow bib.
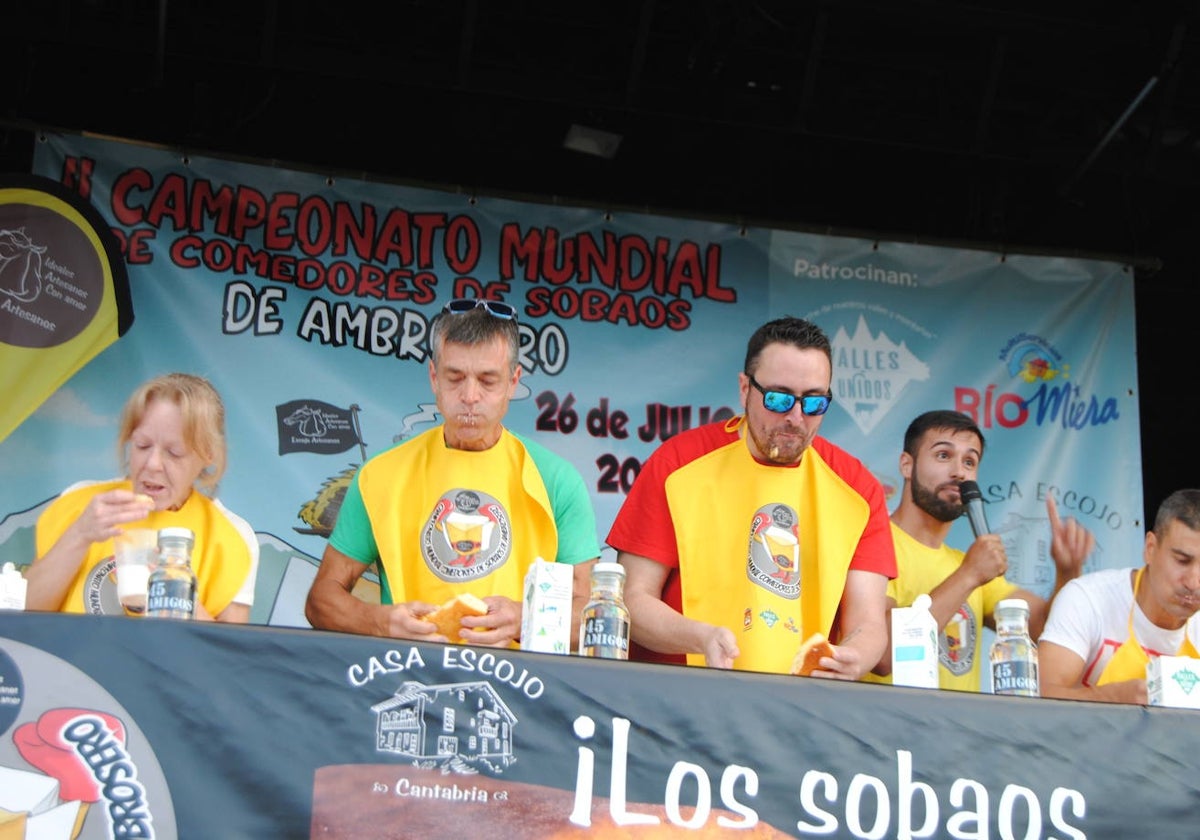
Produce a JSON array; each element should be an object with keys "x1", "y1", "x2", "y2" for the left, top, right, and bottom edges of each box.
[{"x1": 665, "y1": 421, "x2": 870, "y2": 672}]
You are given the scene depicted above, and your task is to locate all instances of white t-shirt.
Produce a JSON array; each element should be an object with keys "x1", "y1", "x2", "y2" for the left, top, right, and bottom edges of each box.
[{"x1": 1039, "y1": 567, "x2": 1200, "y2": 686}]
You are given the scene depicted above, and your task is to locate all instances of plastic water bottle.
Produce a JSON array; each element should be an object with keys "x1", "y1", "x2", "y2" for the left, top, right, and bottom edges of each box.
[
  {"x1": 146, "y1": 527, "x2": 197, "y2": 620},
  {"x1": 578, "y1": 562, "x2": 631, "y2": 659},
  {"x1": 990, "y1": 598, "x2": 1039, "y2": 697}
]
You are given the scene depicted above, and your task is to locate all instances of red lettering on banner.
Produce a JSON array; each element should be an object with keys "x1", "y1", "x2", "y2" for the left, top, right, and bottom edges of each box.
[
  {"x1": 111, "y1": 168, "x2": 152, "y2": 226},
  {"x1": 525, "y1": 287, "x2": 691, "y2": 330},
  {"x1": 295, "y1": 197, "x2": 331, "y2": 256},
  {"x1": 264, "y1": 191, "x2": 299, "y2": 248},
  {"x1": 191, "y1": 179, "x2": 236, "y2": 233},
  {"x1": 446, "y1": 216, "x2": 480, "y2": 273},
  {"x1": 500, "y1": 224, "x2": 732, "y2": 300},
  {"x1": 108, "y1": 170, "x2": 483, "y2": 273},
  {"x1": 148, "y1": 173, "x2": 190, "y2": 230},
  {"x1": 106, "y1": 168, "x2": 737, "y2": 326},
  {"x1": 578, "y1": 231, "x2": 616, "y2": 283},
  {"x1": 232, "y1": 183, "x2": 269, "y2": 241},
  {"x1": 332, "y1": 201, "x2": 373, "y2": 259},
  {"x1": 358, "y1": 264, "x2": 386, "y2": 298}
]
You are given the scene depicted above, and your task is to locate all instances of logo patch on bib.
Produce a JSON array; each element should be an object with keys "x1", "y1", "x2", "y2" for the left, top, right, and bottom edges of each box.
[
  {"x1": 746, "y1": 504, "x2": 801, "y2": 600},
  {"x1": 422, "y1": 489, "x2": 512, "y2": 582}
]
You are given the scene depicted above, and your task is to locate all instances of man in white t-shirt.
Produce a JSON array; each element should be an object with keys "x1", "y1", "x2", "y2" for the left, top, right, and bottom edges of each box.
[{"x1": 1040, "y1": 489, "x2": 1200, "y2": 704}]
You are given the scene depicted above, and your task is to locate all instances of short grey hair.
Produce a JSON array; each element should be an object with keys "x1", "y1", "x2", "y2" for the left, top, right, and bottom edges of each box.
[
  {"x1": 1153, "y1": 489, "x2": 1200, "y2": 538},
  {"x1": 429, "y1": 307, "x2": 519, "y2": 371}
]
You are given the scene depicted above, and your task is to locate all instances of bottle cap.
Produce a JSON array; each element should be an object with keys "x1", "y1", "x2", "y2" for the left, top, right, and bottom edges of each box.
[
  {"x1": 158, "y1": 527, "x2": 195, "y2": 549},
  {"x1": 996, "y1": 598, "x2": 1029, "y2": 614},
  {"x1": 592, "y1": 561, "x2": 625, "y2": 578}
]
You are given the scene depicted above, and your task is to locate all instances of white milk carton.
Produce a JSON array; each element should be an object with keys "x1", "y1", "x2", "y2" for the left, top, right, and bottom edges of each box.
[
  {"x1": 891, "y1": 593, "x2": 939, "y2": 689},
  {"x1": 520, "y1": 557, "x2": 574, "y2": 654},
  {"x1": 0, "y1": 562, "x2": 27, "y2": 610},
  {"x1": 1147, "y1": 655, "x2": 1200, "y2": 709}
]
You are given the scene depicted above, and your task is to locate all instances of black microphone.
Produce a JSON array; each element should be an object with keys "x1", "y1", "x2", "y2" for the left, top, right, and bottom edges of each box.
[{"x1": 958, "y1": 480, "x2": 990, "y2": 538}]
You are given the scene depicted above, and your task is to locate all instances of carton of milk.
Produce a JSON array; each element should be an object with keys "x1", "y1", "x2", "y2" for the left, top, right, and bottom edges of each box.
[
  {"x1": 0, "y1": 562, "x2": 27, "y2": 610},
  {"x1": 520, "y1": 557, "x2": 574, "y2": 654},
  {"x1": 891, "y1": 593, "x2": 939, "y2": 689},
  {"x1": 1147, "y1": 655, "x2": 1200, "y2": 709}
]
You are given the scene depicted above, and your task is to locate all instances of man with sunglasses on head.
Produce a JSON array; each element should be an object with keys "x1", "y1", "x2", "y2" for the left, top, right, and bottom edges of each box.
[
  {"x1": 865, "y1": 410, "x2": 1091, "y2": 691},
  {"x1": 606, "y1": 316, "x2": 897, "y2": 678},
  {"x1": 305, "y1": 298, "x2": 600, "y2": 646}
]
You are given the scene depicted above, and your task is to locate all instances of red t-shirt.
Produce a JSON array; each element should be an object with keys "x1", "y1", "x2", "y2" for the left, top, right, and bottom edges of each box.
[{"x1": 607, "y1": 418, "x2": 896, "y2": 667}]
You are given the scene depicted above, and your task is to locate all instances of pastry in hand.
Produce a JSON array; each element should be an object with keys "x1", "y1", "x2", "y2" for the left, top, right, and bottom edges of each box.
[
  {"x1": 423, "y1": 593, "x2": 490, "y2": 643},
  {"x1": 790, "y1": 632, "x2": 834, "y2": 676}
]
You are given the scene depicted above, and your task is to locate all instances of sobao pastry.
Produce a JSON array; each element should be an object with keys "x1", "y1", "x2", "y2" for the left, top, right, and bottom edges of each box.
[
  {"x1": 423, "y1": 594, "x2": 490, "y2": 643},
  {"x1": 790, "y1": 633, "x2": 834, "y2": 676}
]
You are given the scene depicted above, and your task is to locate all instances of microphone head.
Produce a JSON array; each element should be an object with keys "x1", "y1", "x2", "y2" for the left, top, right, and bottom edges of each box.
[{"x1": 958, "y1": 480, "x2": 989, "y2": 535}]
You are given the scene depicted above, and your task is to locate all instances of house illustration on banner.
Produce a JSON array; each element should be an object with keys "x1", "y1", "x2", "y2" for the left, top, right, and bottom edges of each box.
[{"x1": 371, "y1": 681, "x2": 518, "y2": 768}]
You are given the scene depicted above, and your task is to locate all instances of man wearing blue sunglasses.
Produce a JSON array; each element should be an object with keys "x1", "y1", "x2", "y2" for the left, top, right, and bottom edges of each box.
[
  {"x1": 306, "y1": 298, "x2": 600, "y2": 647},
  {"x1": 607, "y1": 316, "x2": 896, "y2": 678}
]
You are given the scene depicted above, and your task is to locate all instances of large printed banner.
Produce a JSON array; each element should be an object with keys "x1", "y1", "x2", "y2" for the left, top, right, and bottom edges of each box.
[
  {"x1": 3, "y1": 612, "x2": 1198, "y2": 839},
  {"x1": 0, "y1": 133, "x2": 1142, "y2": 627}
]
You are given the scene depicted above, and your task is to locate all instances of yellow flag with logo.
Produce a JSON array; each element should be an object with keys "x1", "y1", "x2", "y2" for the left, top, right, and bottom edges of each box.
[{"x1": 0, "y1": 174, "x2": 132, "y2": 442}]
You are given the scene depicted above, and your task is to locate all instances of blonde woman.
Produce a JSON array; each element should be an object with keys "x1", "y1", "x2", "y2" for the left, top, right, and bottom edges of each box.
[{"x1": 26, "y1": 373, "x2": 258, "y2": 621}]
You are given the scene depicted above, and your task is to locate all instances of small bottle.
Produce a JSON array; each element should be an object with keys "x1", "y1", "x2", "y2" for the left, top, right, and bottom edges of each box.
[
  {"x1": 578, "y1": 562, "x2": 631, "y2": 659},
  {"x1": 990, "y1": 598, "x2": 1039, "y2": 697},
  {"x1": 146, "y1": 527, "x2": 197, "y2": 620}
]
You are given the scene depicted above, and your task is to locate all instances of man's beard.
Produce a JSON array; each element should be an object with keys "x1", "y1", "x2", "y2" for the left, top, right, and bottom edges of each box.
[
  {"x1": 746, "y1": 421, "x2": 807, "y2": 464},
  {"x1": 911, "y1": 465, "x2": 964, "y2": 523}
]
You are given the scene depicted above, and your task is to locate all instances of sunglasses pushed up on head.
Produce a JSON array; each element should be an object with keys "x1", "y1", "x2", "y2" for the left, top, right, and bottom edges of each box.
[{"x1": 442, "y1": 298, "x2": 518, "y2": 320}]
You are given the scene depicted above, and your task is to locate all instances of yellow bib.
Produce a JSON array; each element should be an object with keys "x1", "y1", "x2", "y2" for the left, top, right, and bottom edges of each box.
[
  {"x1": 37, "y1": 479, "x2": 251, "y2": 616},
  {"x1": 1097, "y1": 567, "x2": 1200, "y2": 685},
  {"x1": 361, "y1": 428, "x2": 559, "y2": 609},
  {"x1": 669, "y1": 420, "x2": 868, "y2": 672}
]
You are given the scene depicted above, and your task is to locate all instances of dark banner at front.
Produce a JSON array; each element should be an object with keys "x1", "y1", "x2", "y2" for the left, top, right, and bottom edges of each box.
[{"x1": 1, "y1": 613, "x2": 1196, "y2": 838}]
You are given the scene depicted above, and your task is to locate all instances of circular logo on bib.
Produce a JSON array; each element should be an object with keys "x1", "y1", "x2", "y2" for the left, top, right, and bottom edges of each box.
[
  {"x1": 939, "y1": 603, "x2": 978, "y2": 676},
  {"x1": 422, "y1": 489, "x2": 512, "y2": 582},
  {"x1": 746, "y1": 504, "x2": 801, "y2": 600},
  {"x1": 81, "y1": 555, "x2": 122, "y2": 616}
]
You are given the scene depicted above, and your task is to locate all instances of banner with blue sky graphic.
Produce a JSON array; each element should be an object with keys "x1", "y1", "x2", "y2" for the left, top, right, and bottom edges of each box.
[{"x1": 0, "y1": 133, "x2": 1141, "y2": 629}]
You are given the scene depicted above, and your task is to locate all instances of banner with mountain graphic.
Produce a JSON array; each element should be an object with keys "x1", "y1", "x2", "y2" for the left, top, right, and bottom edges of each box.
[{"x1": 0, "y1": 133, "x2": 1140, "y2": 635}]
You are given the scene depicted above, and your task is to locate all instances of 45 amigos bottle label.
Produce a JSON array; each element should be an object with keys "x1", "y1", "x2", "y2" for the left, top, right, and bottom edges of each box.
[
  {"x1": 580, "y1": 612, "x2": 630, "y2": 659},
  {"x1": 146, "y1": 578, "x2": 195, "y2": 619},
  {"x1": 992, "y1": 660, "x2": 1039, "y2": 697}
]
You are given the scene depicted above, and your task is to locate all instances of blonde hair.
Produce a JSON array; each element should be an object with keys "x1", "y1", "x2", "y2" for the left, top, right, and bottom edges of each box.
[{"x1": 117, "y1": 373, "x2": 227, "y2": 494}]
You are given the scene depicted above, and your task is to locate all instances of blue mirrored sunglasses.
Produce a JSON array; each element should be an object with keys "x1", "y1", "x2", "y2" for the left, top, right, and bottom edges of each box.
[
  {"x1": 442, "y1": 298, "x2": 518, "y2": 320},
  {"x1": 747, "y1": 374, "x2": 832, "y2": 416}
]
